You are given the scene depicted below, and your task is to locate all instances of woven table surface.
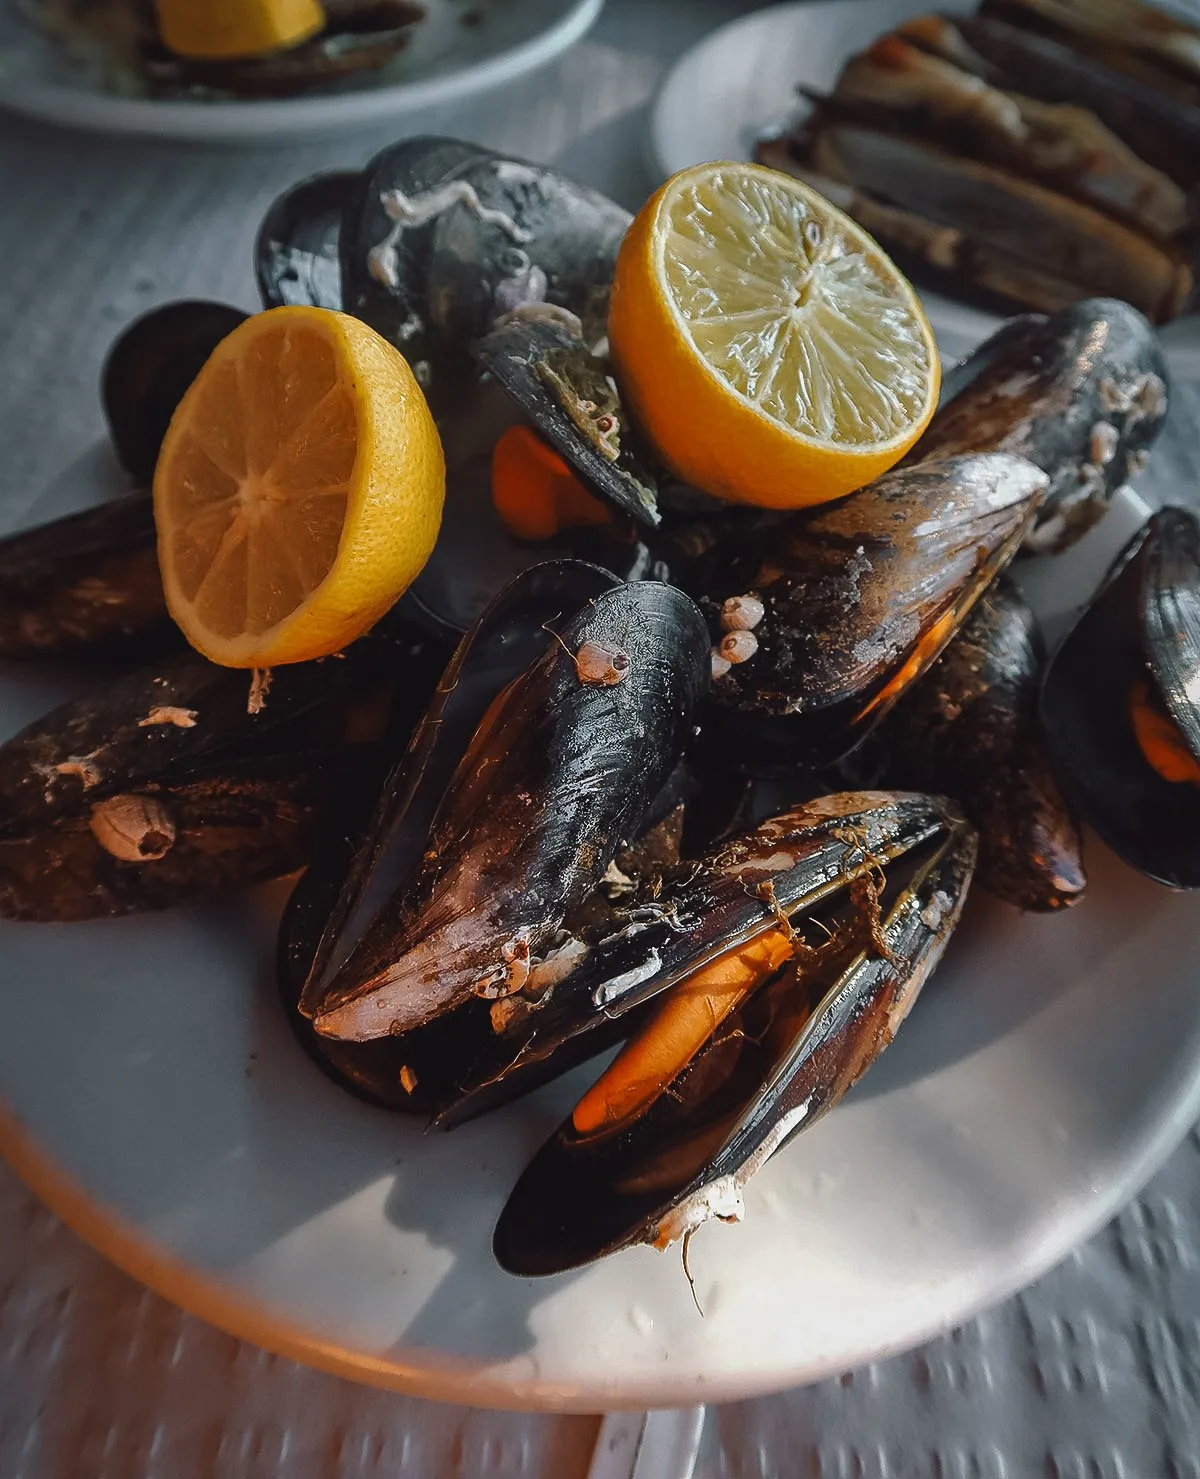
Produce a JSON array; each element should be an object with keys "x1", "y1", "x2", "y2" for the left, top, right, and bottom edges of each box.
[{"x1": 2, "y1": 1, "x2": 1200, "y2": 1473}]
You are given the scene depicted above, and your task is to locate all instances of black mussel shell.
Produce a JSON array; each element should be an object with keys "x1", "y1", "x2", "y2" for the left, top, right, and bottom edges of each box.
[
  {"x1": 305, "y1": 571, "x2": 711, "y2": 1054},
  {"x1": 0, "y1": 620, "x2": 448, "y2": 922},
  {"x1": 916, "y1": 298, "x2": 1168, "y2": 554},
  {"x1": 0, "y1": 492, "x2": 173, "y2": 660},
  {"x1": 341, "y1": 137, "x2": 500, "y2": 385},
  {"x1": 851, "y1": 577, "x2": 1085, "y2": 912},
  {"x1": 438, "y1": 791, "x2": 968, "y2": 1128},
  {"x1": 1041, "y1": 506, "x2": 1200, "y2": 887},
  {"x1": 493, "y1": 792, "x2": 977, "y2": 1275},
  {"x1": 423, "y1": 152, "x2": 629, "y2": 355},
  {"x1": 341, "y1": 139, "x2": 629, "y2": 408},
  {"x1": 256, "y1": 170, "x2": 359, "y2": 311},
  {"x1": 102, "y1": 300, "x2": 247, "y2": 484},
  {"x1": 474, "y1": 317, "x2": 660, "y2": 528},
  {"x1": 678, "y1": 452, "x2": 1046, "y2": 775},
  {"x1": 0, "y1": 642, "x2": 385, "y2": 844},
  {"x1": 0, "y1": 752, "x2": 325, "y2": 923}
]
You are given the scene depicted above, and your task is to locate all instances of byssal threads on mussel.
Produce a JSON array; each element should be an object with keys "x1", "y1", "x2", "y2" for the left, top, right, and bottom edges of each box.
[
  {"x1": 305, "y1": 571, "x2": 710, "y2": 1044},
  {"x1": 256, "y1": 170, "x2": 359, "y2": 312},
  {"x1": 490, "y1": 791, "x2": 977, "y2": 1275},
  {"x1": 0, "y1": 619, "x2": 447, "y2": 920},
  {"x1": 0, "y1": 492, "x2": 172, "y2": 660},
  {"x1": 340, "y1": 138, "x2": 630, "y2": 409},
  {"x1": 1041, "y1": 506, "x2": 1200, "y2": 888},
  {"x1": 916, "y1": 298, "x2": 1169, "y2": 554},
  {"x1": 102, "y1": 300, "x2": 248, "y2": 484},
  {"x1": 850, "y1": 577, "x2": 1085, "y2": 912},
  {"x1": 673, "y1": 452, "x2": 1047, "y2": 775}
]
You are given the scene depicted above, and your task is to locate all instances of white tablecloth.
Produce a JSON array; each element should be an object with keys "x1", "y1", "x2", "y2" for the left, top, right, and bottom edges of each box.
[{"x1": 2, "y1": 2, "x2": 1200, "y2": 1472}]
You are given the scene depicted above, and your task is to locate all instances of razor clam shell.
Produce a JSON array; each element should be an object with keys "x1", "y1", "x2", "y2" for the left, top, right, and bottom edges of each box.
[
  {"x1": 0, "y1": 493, "x2": 172, "y2": 660},
  {"x1": 982, "y1": 0, "x2": 1200, "y2": 104},
  {"x1": 827, "y1": 35, "x2": 1187, "y2": 241},
  {"x1": 473, "y1": 317, "x2": 661, "y2": 528},
  {"x1": 811, "y1": 125, "x2": 1189, "y2": 322},
  {"x1": 853, "y1": 578, "x2": 1085, "y2": 911},
  {"x1": 492, "y1": 797, "x2": 978, "y2": 1274},
  {"x1": 1041, "y1": 507, "x2": 1200, "y2": 888},
  {"x1": 435, "y1": 790, "x2": 966, "y2": 1130},
  {"x1": 947, "y1": 14, "x2": 1200, "y2": 187},
  {"x1": 101, "y1": 300, "x2": 247, "y2": 483},
  {"x1": 679, "y1": 452, "x2": 1046, "y2": 773},
  {"x1": 255, "y1": 170, "x2": 359, "y2": 311},
  {"x1": 309, "y1": 578, "x2": 711, "y2": 1045},
  {"x1": 916, "y1": 298, "x2": 1168, "y2": 552}
]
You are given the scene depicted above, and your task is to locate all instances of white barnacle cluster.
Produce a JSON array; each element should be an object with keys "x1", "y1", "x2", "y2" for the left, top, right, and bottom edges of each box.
[{"x1": 711, "y1": 594, "x2": 764, "y2": 679}]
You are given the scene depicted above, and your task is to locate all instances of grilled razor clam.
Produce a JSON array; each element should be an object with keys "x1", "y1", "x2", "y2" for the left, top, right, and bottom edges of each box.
[
  {"x1": 811, "y1": 125, "x2": 1191, "y2": 322},
  {"x1": 916, "y1": 14, "x2": 1200, "y2": 188},
  {"x1": 828, "y1": 35, "x2": 1186, "y2": 241},
  {"x1": 982, "y1": 0, "x2": 1200, "y2": 104}
]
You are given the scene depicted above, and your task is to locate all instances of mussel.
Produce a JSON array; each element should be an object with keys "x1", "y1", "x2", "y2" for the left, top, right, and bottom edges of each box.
[
  {"x1": 256, "y1": 171, "x2": 359, "y2": 312},
  {"x1": 850, "y1": 577, "x2": 1085, "y2": 911},
  {"x1": 0, "y1": 492, "x2": 171, "y2": 660},
  {"x1": 340, "y1": 138, "x2": 629, "y2": 410},
  {"x1": 284, "y1": 563, "x2": 710, "y2": 1109},
  {"x1": 1041, "y1": 506, "x2": 1200, "y2": 888},
  {"x1": 491, "y1": 791, "x2": 977, "y2": 1274},
  {"x1": 915, "y1": 298, "x2": 1169, "y2": 553},
  {"x1": 0, "y1": 619, "x2": 447, "y2": 920},
  {"x1": 102, "y1": 300, "x2": 248, "y2": 484},
  {"x1": 674, "y1": 452, "x2": 1047, "y2": 775}
]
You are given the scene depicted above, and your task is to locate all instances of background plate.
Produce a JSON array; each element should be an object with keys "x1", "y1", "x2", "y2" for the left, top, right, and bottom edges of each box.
[
  {"x1": 3, "y1": 428, "x2": 1200, "y2": 1410},
  {"x1": 0, "y1": 0, "x2": 604, "y2": 143}
]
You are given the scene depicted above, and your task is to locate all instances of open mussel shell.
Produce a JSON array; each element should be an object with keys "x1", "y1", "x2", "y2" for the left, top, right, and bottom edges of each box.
[
  {"x1": 491, "y1": 791, "x2": 978, "y2": 1275},
  {"x1": 255, "y1": 170, "x2": 359, "y2": 311},
  {"x1": 916, "y1": 298, "x2": 1168, "y2": 554},
  {"x1": 1041, "y1": 506, "x2": 1200, "y2": 887},
  {"x1": 438, "y1": 790, "x2": 969, "y2": 1128},
  {"x1": 850, "y1": 577, "x2": 1085, "y2": 911},
  {"x1": 305, "y1": 569, "x2": 711, "y2": 1051},
  {"x1": 0, "y1": 492, "x2": 172, "y2": 660},
  {"x1": 679, "y1": 452, "x2": 1046, "y2": 775},
  {"x1": 341, "y1": 138, "x2": 629, "y2": 408},
  {"x1": 473, "y1": 317, "x2": 661, "y2": 528},
  {"x1": 102, "y1": 300, "x2": 248, "y2": 483}
]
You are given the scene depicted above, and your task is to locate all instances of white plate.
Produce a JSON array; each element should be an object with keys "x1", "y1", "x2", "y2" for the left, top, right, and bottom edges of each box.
[
  {"x1": 649, "y1": 0, "x2": 1200, "y2": 375},
  {"x1": 3, "y1": 434, "x2": 1200, "y2": 1412},
  {"x1": 0, "y1": 0, "x2": 604, "y2": 143}
]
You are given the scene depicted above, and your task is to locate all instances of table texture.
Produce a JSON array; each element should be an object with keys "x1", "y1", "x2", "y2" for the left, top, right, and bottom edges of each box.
[{"x1": 2, "y1": 1, "x2": 1200, "y2": 1473}]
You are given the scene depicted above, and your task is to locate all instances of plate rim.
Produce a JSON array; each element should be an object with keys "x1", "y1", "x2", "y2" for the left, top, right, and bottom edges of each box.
[
  {"x1": 0, "y1": 0, "x2": 605, "y2": 143},
  {"x1": 6, "y1": 1057, "x2": 1200, "y2": 1412}
]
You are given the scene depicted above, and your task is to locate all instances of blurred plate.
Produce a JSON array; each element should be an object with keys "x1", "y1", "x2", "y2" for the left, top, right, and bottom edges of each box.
[
  {"x1": 0, "y1": 0, "x2": 603, "y2": 143},
  {"x1": 649, "y1": 0, "x2": 1200, "y2": 376},
  {"x1": 4, "y1": 429, "x2": 1200, "y2": 1409}
]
